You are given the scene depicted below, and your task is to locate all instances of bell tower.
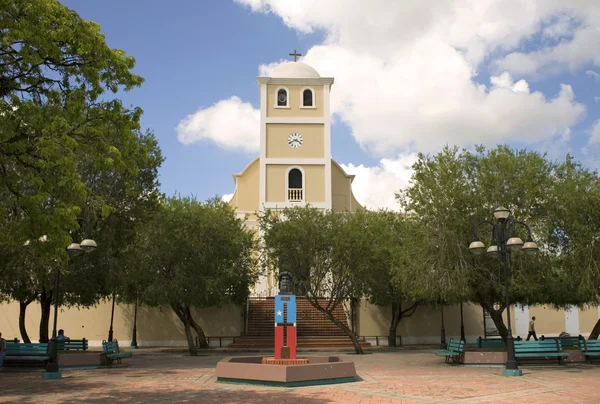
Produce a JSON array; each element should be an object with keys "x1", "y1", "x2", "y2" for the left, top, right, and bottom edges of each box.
[{"x1": 256, "y1": 55, "x2": 334, "y2": 210}]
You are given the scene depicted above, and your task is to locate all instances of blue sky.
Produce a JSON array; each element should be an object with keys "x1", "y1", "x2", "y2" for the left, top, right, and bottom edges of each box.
[{"x1": 61, "y1": 1, "x2": 600, "y2": 208}]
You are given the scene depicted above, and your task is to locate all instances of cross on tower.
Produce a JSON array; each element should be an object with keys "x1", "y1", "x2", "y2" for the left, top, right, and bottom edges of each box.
[{"x1": 289, "y1": 49, "x2": 302, "y2": 62}]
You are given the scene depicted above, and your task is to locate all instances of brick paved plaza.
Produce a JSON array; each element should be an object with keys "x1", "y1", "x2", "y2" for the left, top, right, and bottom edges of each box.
[{"x1": 1, "y1": 349, "x2": 599, "y2": 403}]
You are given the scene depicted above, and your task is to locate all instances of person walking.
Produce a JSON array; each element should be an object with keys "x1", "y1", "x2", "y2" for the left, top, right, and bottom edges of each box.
[{"x1": 526, "y1": 316, "x2": 538, "y2": 341}]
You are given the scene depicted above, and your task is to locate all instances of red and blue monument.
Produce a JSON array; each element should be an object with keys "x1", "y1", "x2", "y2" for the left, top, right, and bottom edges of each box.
[
  {"x1": 216, "y1": 271, "x2": 356, "y2": 386},
  {"x1": 274, "y1": 272, "x2": 296, "y2": 360}
]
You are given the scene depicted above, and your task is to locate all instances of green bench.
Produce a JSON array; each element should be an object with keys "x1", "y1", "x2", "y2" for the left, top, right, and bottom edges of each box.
[
  {"x1": 57, "y1": 339, "x2": 88, "y2": 351},
  {"x1": 435, "y1": 338, "x2": 465, "y2": 363},
  {"x1": 540, "y1": 335, "x2": 582, "y2": 348},
  {"x1": 477, "y1": 336, "x2": 522, "y2": 349},
  {"x1": 578, "y1": 339, "x2": 600, "y2": 364},
  {"x1": 514, "y1": 340, "x2": 569, "y2": 365},
  {"x1": 102, "y1": 340, "x2": 132, "y2": 367},
  {"x1": 4, "y1": 343, "x2": 50, "y2": 366}
]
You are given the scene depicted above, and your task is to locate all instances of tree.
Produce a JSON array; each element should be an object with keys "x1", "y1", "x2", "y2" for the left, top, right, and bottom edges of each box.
[
  {"x1": 128, "y1": 197, "x2": 257, "y2": 356},
  {"x1": 261, "y1": 206, "x2": 389, "y2": 354},
  {"x1": 0, "y1": 0, "x2": 164, "y2": 342},
  {"x1": 0, "y1": 0, "x2": 145, "y2": 248},
  {"x1": 399, "y1": 145, "x2": 600, "y2": 342},
  {"x1": 360, "y1": 211, "x2": 426, "y2": 347}
]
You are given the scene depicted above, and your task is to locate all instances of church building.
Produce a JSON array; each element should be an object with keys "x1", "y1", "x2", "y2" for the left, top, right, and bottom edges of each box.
[{"x1": 228, "y1": 59, "x2": 361, "y2": 297}]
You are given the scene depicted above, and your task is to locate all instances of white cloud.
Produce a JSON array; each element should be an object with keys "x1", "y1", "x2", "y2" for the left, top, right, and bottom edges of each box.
[
  {"x1": 588, "y1": 120, "x2": 600, "y2": 145},
  {"x1": 221, "y1": 193, "x2": 234, "y2": 203},
  {"x1": 595, "y1": 96, "x2": 600, "y2": 103},
  {"x1": 176, "y1": 96, "x2": 259, "y2": 152},
  {"x1": 495, "y1": 5, "x2": 600, "y2": 77},
  {"x1": 587, "y1": 70, "x2": 600, "y2": 81},
  {"x1": 228, "y1": 1, "x2": 587, "y2": 156},
  {"x1": 341, "y1": 154, "x2": 418, "y2": 210}
]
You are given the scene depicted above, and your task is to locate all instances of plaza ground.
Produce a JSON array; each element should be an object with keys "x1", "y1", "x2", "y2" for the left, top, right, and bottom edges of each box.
[{"x1": 1, "y1": 349, "x2": 599, "y2": 403}]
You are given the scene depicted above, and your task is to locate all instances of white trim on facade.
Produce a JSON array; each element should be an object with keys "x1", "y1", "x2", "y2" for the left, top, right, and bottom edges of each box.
[
  {"x1": 514, "y1": 305, "x2": 530, "y2": 335},
  {"x1": 274, "y1": 86, "x2": 290, "y2": 108},
  {"x1": 285, "y1": 165, "x2": 306, "y2": 203},
  {"x1": 265, "y1": 158, "x2": 327, "y2": 165},
  {"x1": 259, "y1": 84, "x2": 267, "y2": 212},
  {"x1": 300, "y1": 87, "x2": 316, "y2": 108},
  {"x1": 263, "y1": 202, "x2": 328, "y2": 209},
  {"x1": 265, "y1": 117, "x2": 325, "y2": 124},
  {"x1": 565, "y1": 305, "x2": 580, "y2": 335},
  {"x1": 260, "y1": 77, "x2": 335, "y2": 86},
  {"x1": 324, "y1": 84, "x2": 332, "y2": 210}
]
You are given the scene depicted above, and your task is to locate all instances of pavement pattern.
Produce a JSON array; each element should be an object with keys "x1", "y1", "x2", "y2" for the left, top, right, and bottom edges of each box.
[{"x1": 0, "y1": 349, "x2": 599, "y2": 403}]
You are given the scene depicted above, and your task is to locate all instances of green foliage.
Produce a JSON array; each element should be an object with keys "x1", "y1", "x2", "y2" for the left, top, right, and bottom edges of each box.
[
  {"x1": 398, "y1": 145, "x2": 600, "y2": 337},
  {"x1": 260, "y1": 206, "x2": 390, "y2": 353},
  {"x1": 131, "y1": 196, "x2": 257, "y2": 308},
  {"x1": 0, "y1": 0, "x2": 145, "y2": 248},
  {"x1": 0, "y1": 0, "x2": 164, "y2": 341}
]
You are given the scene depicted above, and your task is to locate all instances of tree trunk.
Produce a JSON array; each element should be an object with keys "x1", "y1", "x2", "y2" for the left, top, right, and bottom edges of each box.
[
  {"x1": 388, "y1": 301, "x2": 419, "y2": 347},
  {"x1": 306, "y1": 297, "x2": 363, "y2": 354},
  {"x1": 171, "y1": 304, "x2": 197, "y2": 356},
  {"x1": 39, "y1": 290, "x2": 52, "y2": 343},
  {"x1": 185, "y1": 306, "x2": 208, "y2": 348},
  {"x1": 589, "y1": 318, "x2": 600, "y2": 340},
  {"x1": 483, "y1": 303, "x2": 508, "y2": 343},
  {"x1": 19, "y1": 297, "x2": 35, "y2": 343},
  {"x1": 389, "y1": 302, "x2": 400, "y2": 347}
]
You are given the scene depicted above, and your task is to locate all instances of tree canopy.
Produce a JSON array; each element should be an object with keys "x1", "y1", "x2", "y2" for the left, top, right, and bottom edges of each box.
[
  {"x1": 398, "y1": 145, "x2": 600, "y2": 340},
  {"x1": 127, "y1": 197, "x2": 257, "y2": 356}
]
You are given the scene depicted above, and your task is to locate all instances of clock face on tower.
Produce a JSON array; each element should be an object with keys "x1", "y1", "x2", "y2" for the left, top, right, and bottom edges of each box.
[{"x1": 287, "y1": 133, "x2": 303, "y2": 148}]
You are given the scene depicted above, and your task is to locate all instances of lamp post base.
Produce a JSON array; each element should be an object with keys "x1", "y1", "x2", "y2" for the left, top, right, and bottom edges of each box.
[
  {"x1": 42, "y1": 371, "x2": 62, "y2": 380},
  {"x1": 503, "y1": 369, "x2": 523, "y2": 377},
  {"x1": 130, "y1": 345, "x2": 139, "y2": 349}
]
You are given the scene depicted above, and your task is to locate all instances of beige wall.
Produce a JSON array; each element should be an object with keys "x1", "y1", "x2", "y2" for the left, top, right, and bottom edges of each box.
[
  {"x1": 267, "y1": 84, "x2": 324, "y2": 118},
  {"x1": 231, "y1": 158, "x2": 260, "y2": 212},
  {"x1": 331, "y1": 162, "x2": 361, "y2": 212},
  {"x1": 265, "y1": 164, "x2": 325, "y2": 203},
  {"x1": 529, "y1": 305, "x2": 565, "y2": 335},
  {"x1": 0, "y1": 301, "x2": 243, "y2": 346},
  {"x1": 579, "y1": 305, "x2": 600, "y2": 335},
  {"x1": 357, "y1": 301, "x2": 484, "y2": 342},
  {"x1": 266, "y1": 123, "x2": 324, "y2": 159}
]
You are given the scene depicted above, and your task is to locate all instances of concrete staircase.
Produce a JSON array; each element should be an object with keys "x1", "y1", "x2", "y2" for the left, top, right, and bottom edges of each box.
[{"x1": 230, "y1": 297, "x2": 371, "y2": 349}]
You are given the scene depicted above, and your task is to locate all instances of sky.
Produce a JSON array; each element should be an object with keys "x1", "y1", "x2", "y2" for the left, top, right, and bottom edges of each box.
[{"x1": 62, "y1": 0, "x2": 600, "y2": 210}]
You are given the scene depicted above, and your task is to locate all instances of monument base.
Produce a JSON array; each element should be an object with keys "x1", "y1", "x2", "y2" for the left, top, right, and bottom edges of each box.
[
  {"x1": 217, "y1": 356, "x2": 356, "y2": 387},
  {"x1": 262, "y1": 357, "x2": 309, "y2": 365}
]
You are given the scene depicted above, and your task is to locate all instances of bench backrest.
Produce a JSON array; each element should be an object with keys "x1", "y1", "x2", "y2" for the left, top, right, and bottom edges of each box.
[
  {"x1": 447, "y1": 338, "x2": 465, "y2": 352},
  {"x1": 477, "y1": 337, "x2": 505, "y2": 348},
  {"x1": 515, "y1": 340, "x2": 563, "y2": 353},
  {"x1": 578, "y1": 339, "x2": 600, "y2": 352},
  {"x1": 57, "y1": 339, "x2": 88, "y2": 350},
  {"x1": 6, "y1": 343, "x2": 49, "y2": 355},
  {"x1": 102, "y1": 340, "x2": 120, "y2": 354}
]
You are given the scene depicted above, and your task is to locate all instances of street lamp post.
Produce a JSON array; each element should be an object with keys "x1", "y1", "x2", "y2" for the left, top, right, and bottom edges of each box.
[
  {"x1": 43, "y1": 218, "x2": 97, "y2": 380},
  {"x1": 108, "y1": 292, "x2": 116, "y2": 342},
  {"x1": 440, "y1": 303, "x2": 446, "y2": 349},
  {"x1": 460, "y1": 303, "x2": 466, "y2": 342},
  {"x1": 469, "y1": 206, "x2": 539, "y2": 377},
  {"x1": 130, "y1": 297, "x2": 139, "y2": 349}
]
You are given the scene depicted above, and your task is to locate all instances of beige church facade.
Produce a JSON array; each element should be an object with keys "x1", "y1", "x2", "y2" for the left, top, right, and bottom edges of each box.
[
  {"x1": 1, "y1": 62, "x2": 599, "y2": 347},
  {"x1": 227, "y1": 61, "x2": 362, "y2": 297}
]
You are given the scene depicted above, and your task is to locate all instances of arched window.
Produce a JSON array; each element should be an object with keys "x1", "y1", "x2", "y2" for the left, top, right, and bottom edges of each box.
[
  {"x1": 276, "y1": 88, "x2": 288, "y2": 107},
  {"x1": 287, "y1": 168, "x2": 304, "y2": 202},
  {"x1": 301, "y1": 88, "x2": 315, "y2": 108},
  {"x1": 288, "y1": 168, "x2": 302, "y2": 189}
]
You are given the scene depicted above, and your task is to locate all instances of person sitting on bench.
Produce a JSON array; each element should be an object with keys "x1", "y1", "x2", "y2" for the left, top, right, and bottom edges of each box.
[{"x1": 57, "y1": 329, "x2": 70, "y2": 342}]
